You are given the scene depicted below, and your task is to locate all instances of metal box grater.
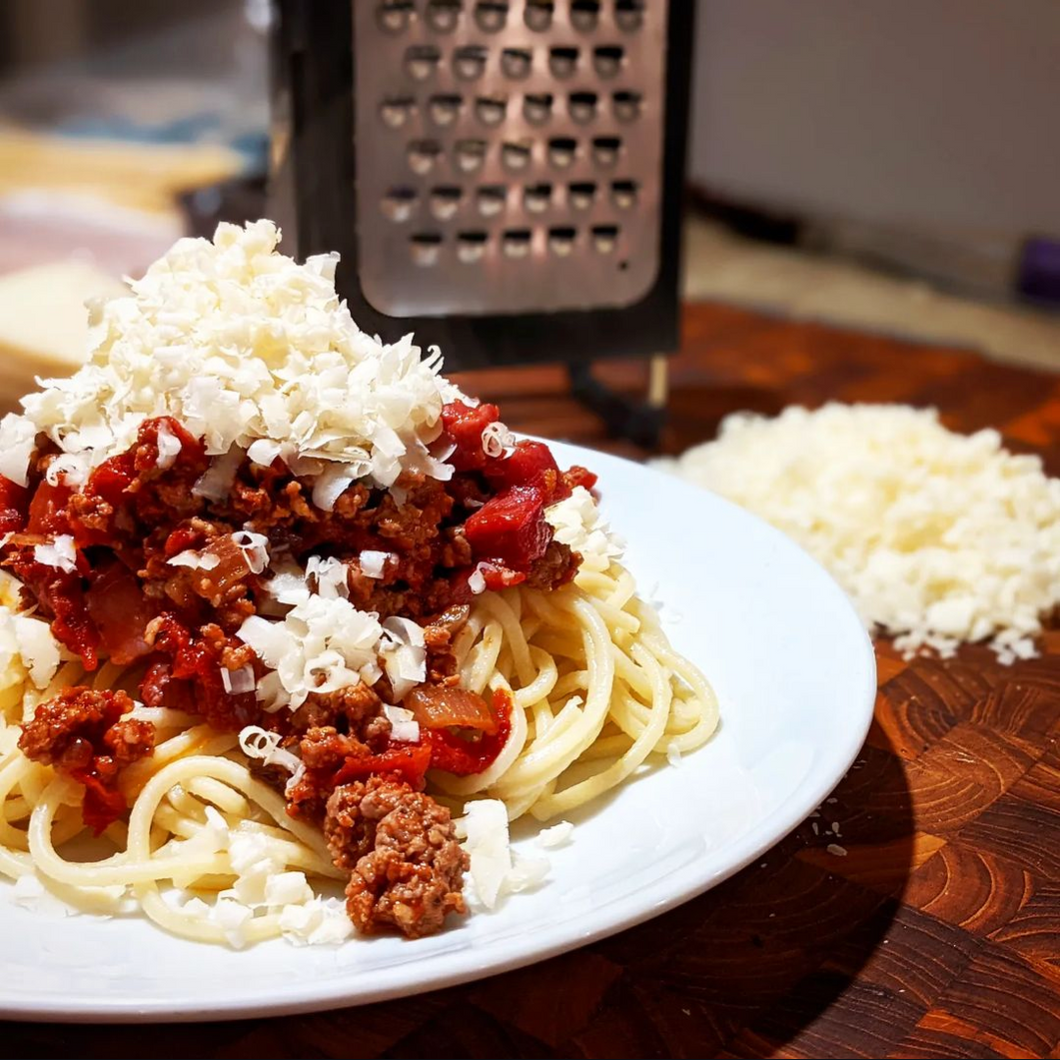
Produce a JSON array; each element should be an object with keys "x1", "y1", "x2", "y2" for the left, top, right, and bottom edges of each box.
[{"x1": 270, "y1": 1, "x2": 694, "y2": 372}]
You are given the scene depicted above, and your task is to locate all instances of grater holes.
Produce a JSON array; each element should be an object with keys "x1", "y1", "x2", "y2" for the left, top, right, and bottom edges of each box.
[
  {"x1": 500, "y1": 48, "x2": 532, "y2": 79},
  {"x1": 548, "y1": 137, "x2": 578, "y2": 169},
  {"x1": 614, "y1": 0, "x2": 644, "y2": 32},
  {"x1": 591, "y1": 135, "x2": 621, "y2": 167},
  {"x1": 475, "y1": 95, "x2": 508, "y2": 126},
  {"x1": 592, "y1": 45, "x2": 624, "y2": 78},
  {"x1": 429, "y1": 186, "x2": 463, "y2": 221},
  {"x1": 523, "y1": 93, "x2": 554, "y2": 125},
  {"x1": 549, "y1": 47, "x2": 579, "y2": 79},
  {"x1": 502, "y1": 140, "x2": 533, "y2": 171},
  {"x1": 454, "y1": 138, "x2": 488, "y2": 172},
  {"x1": 548, "y1": 226, "x2": 577, "y2": 256},
  {"x1": 376, "y1": 1, "x2": 414, "y2": 34},
  {"x1": 568, "y1": 91, "x2": 598, "y2": 124},
  {"x1": 379, "y1": 96, "x2": 415, "y2": 129},
  {"x1": 476, "y1": 185, "x2": 507, "y2": 217},
  {"x1": 524, "y1": 1, "x2": 554, "y2": 31},
  {"x1": 381, "y1": 187, "x2": 418, "y2": 223},
  {"x1": 503, "y1": 229, "x2": 532, "y2": 258},
  {"x1": 523, "y1": 182, "x2": 553, "y2": 213},
  {"x1": 453, "y1": 45, "x2": 488, "y2": 80},
  {"x1": 610, "y1": 179, "x2": 638, "y2": 209},
  {"x1": 592, "y1": 224, "x2": 619, "y2": 253},
  {"x1": 427, "y1": 93, "x2": 463, "y2": 127},
  {"x1": 425, "y1": 0, "x2": 462, "y2": 33},
  {"x1": 405, "y1": 45, "x2": 441, "y2": 81},
  {"x1": 570, "y1": 1, "x2": 601, "y2": 32},
  {"x1": 568, "y1": 181, "x2": 597, "y2": 209},
  {"x1": 612, "y1": 90, "x2": 642, "y2": 122},
  {"x1": 474, "y1": 1, "x2": 508, "y2": 32},
  {"x1": 457, "y1": 231, "x2": 489, "y2": 263},
  {"x1": 410, "y1": 233, "x2": 442, "y2": 266},
  {"x1": 407, "y1": 139, "x2": 443, "y2": 175}
]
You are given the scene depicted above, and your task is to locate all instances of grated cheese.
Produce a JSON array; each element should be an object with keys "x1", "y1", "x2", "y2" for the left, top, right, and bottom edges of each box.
[
  {"x1": 232, "y1": 530, "x2": 269, "y2": 575},
  {"x1": 155, "y1": 420, "x2": 181, "y2": 469},
  {"x1": 237, "y1": 596, "x2": 421, "y2": 711},
  {"x1": 456, "y1": 799, "x2": 551, "y2": 910},
  {"x1": 656, "y1": 403, "x2": 1060, "y2": 662},
  {"x1": 33, "y1": 534, "x2": 77, "y2": 574},
  {"x1": 547, "y1": 486, "x2": 624, "y2": 574},
  {"x1": 167, "y1": 549, "x2": 220, "y2": 571},
  {"x1": 0, "y1": 604, "x2": 63, "y2": 690},
  {"x1": 358, "y1": 549, "x2": 391, "y2": 579},
  {"x1": 536, "y1": 821, "x2": 574, "y2": 849},
  {"x1": 383, "y1": 703, "x2": 420, "y2": 743},
  {"x1": 0, "y1": 219, "x2": 462, "y2": 497}
]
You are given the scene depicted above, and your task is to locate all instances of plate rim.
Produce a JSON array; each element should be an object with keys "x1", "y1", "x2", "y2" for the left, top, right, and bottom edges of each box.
[{"x1": 0, "y1": 442, "x2": 877, "y2": 1022}]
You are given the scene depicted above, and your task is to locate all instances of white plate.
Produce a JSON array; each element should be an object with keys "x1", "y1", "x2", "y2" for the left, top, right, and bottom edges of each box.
[{"x1": 0, "y1": 441, "x2": 876, "y2": 1022}]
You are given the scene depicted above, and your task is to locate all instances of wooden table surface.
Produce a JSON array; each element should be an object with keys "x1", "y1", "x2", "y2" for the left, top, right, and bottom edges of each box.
[{"x1": 5, "y1": 303, "x2": 1060, "y2": 1060}]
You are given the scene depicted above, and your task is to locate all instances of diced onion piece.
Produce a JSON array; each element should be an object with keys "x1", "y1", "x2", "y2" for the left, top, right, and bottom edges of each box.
[
  {"x1": 468, "y1": 564, "x2": 487, "y2": 595},
  {"x1": 405, "y1": 684, "x2": 497, "y2": 732}
]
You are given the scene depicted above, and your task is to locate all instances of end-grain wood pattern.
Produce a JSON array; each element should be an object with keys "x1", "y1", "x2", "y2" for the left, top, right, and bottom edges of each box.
[{"x1": 4, "y1": 304, "x2": 1060, "y2": 1059}]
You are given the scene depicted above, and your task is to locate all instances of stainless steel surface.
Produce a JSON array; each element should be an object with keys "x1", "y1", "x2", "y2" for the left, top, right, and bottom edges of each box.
[{"x1": 353, "y1": 0, "x2": 667, "y2": 317}]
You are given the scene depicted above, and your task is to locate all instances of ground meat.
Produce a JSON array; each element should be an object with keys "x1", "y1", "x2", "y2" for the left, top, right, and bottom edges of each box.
[
  {"x1": 324, "y1": 776, "x2": 468, "y2": 938},
  {"x1": 525, "y1": 539, "x2": 579, "y2": 591},
  {"x1": 19, "y1": 686, "x2": 151, "y2": 769},
  {"x1": 422, "y1": 604, "x2": 469, "y2": 684},
  {"x1": 66, "y1": 491, "x2": 112, "y2": 536},
  {"x1": 298, "y1": 726, "x2": 363, "y2": 772},
  {"x1": 18, "y1": 686, "x2": 154, "y2": 834},
  {"x1": 288, "y1": 683, "x2": 389, "y2": 746}
]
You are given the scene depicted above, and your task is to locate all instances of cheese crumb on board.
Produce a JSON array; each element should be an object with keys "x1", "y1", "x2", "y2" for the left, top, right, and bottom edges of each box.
[{"x1": 655, "y1": 403, "x2": 1060, "y2": 662}]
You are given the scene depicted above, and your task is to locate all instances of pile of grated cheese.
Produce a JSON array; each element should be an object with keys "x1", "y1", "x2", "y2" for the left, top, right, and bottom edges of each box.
[
  {"x1": 0, "y1": 219, "x2": 462, "y2": 496},
  {"x1": 655, "y1": 403, "x2": 1060, "y2": 662}
]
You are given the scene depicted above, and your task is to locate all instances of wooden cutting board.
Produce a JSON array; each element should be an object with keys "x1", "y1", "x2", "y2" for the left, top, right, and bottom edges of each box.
[{"x1": 6, "y1": 303, "x2": 1060, "y2": 1059}]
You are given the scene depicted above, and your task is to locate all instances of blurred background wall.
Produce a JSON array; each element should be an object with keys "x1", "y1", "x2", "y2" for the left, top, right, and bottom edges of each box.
[{"x1": 690, "y1": 0, "x2": 1060, "y2": 240}]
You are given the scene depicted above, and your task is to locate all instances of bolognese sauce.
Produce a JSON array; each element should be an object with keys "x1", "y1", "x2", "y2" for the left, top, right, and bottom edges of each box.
[{"x1": 0, "y1": 399, "x2": 595, "y2": 938}]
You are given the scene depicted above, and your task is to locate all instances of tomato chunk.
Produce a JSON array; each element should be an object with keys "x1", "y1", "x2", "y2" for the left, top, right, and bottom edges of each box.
[
  {"x1": 26, "y1": 479, "x2": 72, "y2": 536},
  {"x1": 427, "y1": 689, "x2": 512, "y2": 776},
  {"x1": 441, "y1": 400, "x2": 500, "y2": 472},
  {"x1": 332, "y1": 743, "x2": 433, "y2": 789},
  {"x1": 85, "y1": 561, "x2": 158, "y2": 666},
  {"x1": 464, "y1": 485, "x2": 551, "y2": 569},
  {"x1": 484, "y1": 440, "x2": 562, "y2": 500}
]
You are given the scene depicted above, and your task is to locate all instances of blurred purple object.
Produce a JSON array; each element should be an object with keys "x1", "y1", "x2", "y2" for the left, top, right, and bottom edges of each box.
[{"x1": 1018, "y1": 238, "x2": 1060, "y2": 308}]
